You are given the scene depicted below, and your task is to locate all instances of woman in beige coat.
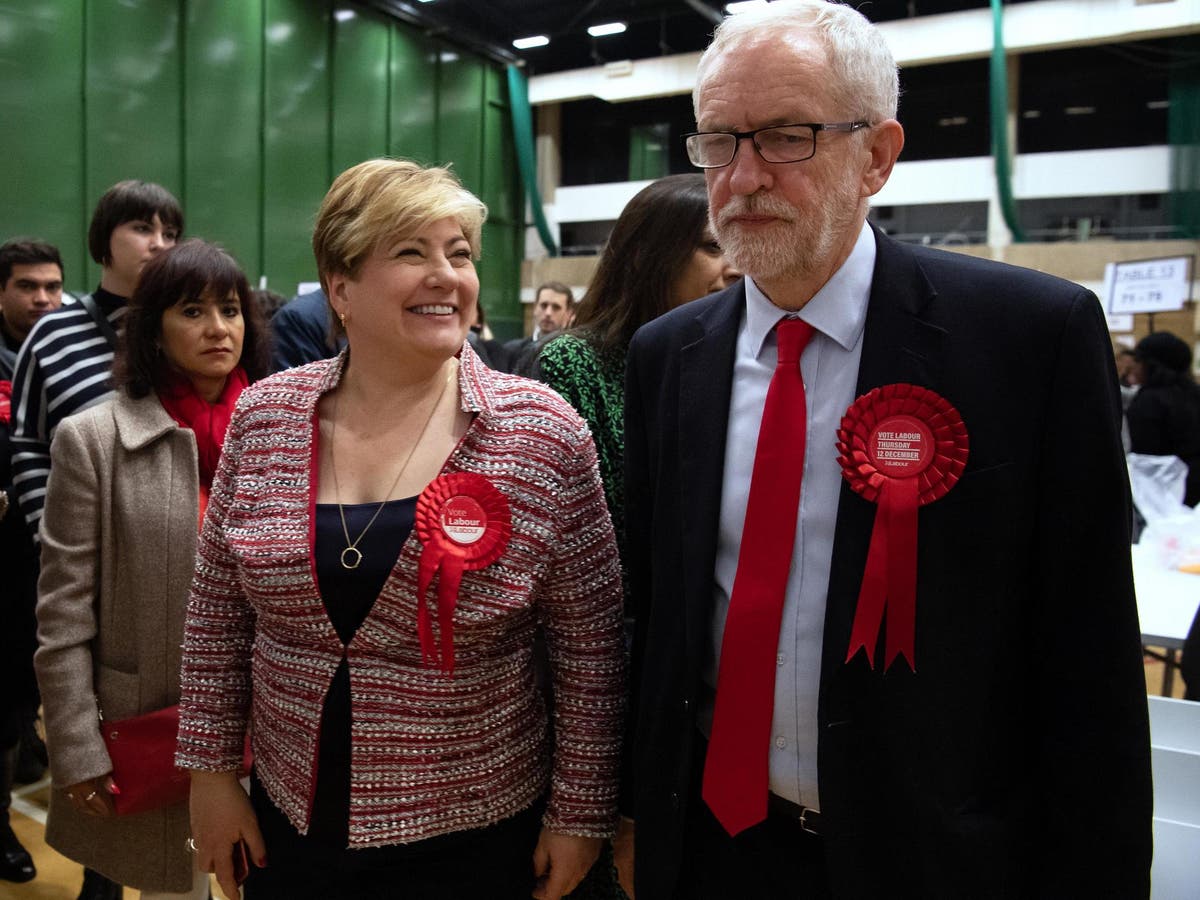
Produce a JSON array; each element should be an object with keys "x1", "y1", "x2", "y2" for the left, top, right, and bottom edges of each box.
[{"x1": 35, "y1": 241, "x2": 269, "y2": 898}]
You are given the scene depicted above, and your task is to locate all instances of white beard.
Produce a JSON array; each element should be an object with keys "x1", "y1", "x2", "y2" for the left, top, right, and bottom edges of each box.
[{"x1": 712, "y1": 180, "x2": 861, "y2": 285}]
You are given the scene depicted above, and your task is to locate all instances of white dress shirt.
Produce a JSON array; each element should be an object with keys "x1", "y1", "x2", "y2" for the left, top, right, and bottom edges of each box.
[{"x1": 703, "y1": 221, "x2": 875, "y2": 810}]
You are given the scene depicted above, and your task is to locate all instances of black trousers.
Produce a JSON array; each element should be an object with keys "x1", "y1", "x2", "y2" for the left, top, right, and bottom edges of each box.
[
  {"x1": 674, "y1": 734, "x2": 831, "y2": 900},
  {"x1": 244, "y1": 777, "x2": 543, "y2": 900}
]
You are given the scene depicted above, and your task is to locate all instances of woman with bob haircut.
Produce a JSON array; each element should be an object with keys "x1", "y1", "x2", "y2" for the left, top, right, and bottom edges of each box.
[
  {"x1": 176, "y1": 158, "x2": 624, "y2": 900},
  {"x1": 10, "y1": 179, "x2": 183, "y2": 554},
  {"x1": 87, "y1": 180, "x2": 185, "y2": 299},
  {"x1": 34, "y1": 239, "x2": 268, "y2": 899}
]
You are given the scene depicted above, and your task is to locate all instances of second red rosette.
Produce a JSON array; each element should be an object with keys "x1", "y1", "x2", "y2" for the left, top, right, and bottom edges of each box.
[{"x1": 837, "y1": 383, "x2": 969, "y2": 671}]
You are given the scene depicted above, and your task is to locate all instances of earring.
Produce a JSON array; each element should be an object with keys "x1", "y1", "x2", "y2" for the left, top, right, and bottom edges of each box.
[{"x1": 338, "y1": 311, "x2": 346, "y2": 326}]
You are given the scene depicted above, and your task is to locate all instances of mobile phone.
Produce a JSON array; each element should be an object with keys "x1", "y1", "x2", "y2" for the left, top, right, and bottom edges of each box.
[{"x1": 232, "y1": 838, "x2": 250, "y2": 885}]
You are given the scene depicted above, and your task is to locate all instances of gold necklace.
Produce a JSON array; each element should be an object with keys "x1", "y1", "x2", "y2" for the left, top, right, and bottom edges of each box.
[{"x1": 329, "y1": 362, "x2": 455, "y2": 570}]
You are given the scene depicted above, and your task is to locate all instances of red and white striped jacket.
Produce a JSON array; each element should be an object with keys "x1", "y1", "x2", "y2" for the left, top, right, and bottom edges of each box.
[{"x1": 175, "y1": 344, "x2": 625, "y2": 846}]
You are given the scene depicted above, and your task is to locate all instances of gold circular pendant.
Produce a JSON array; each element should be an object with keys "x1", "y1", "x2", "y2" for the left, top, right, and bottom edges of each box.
[{"x1": 340, "y1": 546, "x2": 363, "y2": 570}]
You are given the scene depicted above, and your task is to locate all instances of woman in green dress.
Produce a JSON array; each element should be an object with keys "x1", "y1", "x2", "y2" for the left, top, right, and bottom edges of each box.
[
  {"x1": 538, "y1": 173, "x2": 735, "y2": 567},
  {"x1": 538, "y1": 174, "x2": 736, "y2": 899}
]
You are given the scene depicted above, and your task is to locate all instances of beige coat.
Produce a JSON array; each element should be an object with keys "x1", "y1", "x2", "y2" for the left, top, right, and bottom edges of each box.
[{"x1": 34, "y1": 391, "x2": 199, "y2": 892}]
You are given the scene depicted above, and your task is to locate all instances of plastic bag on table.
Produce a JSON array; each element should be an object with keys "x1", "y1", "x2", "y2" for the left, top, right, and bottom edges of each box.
[
  {"x1": 1128, "y1": 453, "x2": 1188, "y2": 524},
  {"x1": 1130, "y1": 453, "x2": 1200, "y2": 571}
]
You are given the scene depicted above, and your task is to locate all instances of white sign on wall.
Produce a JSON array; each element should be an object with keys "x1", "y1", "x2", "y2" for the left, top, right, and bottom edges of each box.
[{"x1": 1104, "y1": 256, "x2": 1194, "y2": 316}]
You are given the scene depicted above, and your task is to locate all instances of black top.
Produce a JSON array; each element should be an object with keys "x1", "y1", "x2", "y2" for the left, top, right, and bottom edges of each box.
[
  {"x1": 1, "y1": 318, "x2": 20, "y2": 355},
  {"x1": 307, "y1": 498, "x2": 415, "y2": 846},
  {"x1": 91, "y1": 285, "x2": 126, "y2": 314}
]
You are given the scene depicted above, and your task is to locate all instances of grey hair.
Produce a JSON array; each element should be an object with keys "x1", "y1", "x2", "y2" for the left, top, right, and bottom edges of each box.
[{"x1": 694, "y1": 0, "x2": 899, "y2": 124}]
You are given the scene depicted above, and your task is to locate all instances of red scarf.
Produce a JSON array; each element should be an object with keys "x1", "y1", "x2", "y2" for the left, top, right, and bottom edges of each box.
[{"x1": 159, "y1": 367, "x2": 249, "y2": 523}]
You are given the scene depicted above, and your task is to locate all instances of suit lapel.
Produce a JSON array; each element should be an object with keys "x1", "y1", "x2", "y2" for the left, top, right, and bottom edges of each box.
[
  {"x1": 678, "y1": 286, "x2": 743, "y2": 665},
  {"x1": 852, "y1": 231, "x2": 944, "y2": 396},
  {"x1": 822, "y1": 231, "x2": 947, "y2": 685}
]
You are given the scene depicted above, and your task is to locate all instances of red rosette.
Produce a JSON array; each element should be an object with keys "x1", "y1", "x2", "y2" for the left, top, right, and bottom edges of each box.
[
  {"x1": 836, "y1": 384, "x2": 969, "y2": 671},
  {"x1": 414, "y1": 472, "x2": 511, "y2": 673}
]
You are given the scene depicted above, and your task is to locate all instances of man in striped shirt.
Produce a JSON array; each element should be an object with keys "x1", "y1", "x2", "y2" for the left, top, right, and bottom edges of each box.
[{"x1": 10, "y1": 180, "x2": 181, "y2": 542}]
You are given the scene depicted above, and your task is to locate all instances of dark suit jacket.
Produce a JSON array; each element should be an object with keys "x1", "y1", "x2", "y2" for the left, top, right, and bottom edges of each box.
[
  {"x1": 270, "y1": 288, "x2": 344, "y2": 372},
  {"x1": 502, "y1": 333, "x2": 555, "y2": 378},
  {"x1": 623, "y1": 229, "x2": 1153, "y2": 899}
]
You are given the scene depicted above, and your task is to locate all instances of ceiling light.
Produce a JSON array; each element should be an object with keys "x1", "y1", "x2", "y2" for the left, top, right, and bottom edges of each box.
[
  {"x1": 440, "y1": 51, "x2": 459, "y2": 63},
  {"x1": 513, "y1": 35, "x2": 550, "y2": 50},
  {"x1": 726, "y1": 1, "x2": 768, "y2": 13},
  {"x1": 1022, "y1": 109, "x2": 1041, "y2": 119},
  {"x1": 937, "y1": 116, "x2": 968, "y2": 127},
  {"x1": 587, "y1": 22, "x2": 627, "y2": 38},
  {"x1": 1147, "y1": 100, "x2": 1169, "y2": 110},
  {"x1": 1065, "y1": 105, "x2": 1096, "y2": 116},
  {"x1": 334, "y1": 9, "x2": 356, "y2": 21}
]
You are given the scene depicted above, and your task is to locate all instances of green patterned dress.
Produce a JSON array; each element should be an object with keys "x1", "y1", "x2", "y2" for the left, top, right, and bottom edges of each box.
[
  {"x1": 538, "y1": 334, "x2": 628, "y2": 564},
  {"x1": 537, "y1": 333, "x2": 630, "y2": 900}
]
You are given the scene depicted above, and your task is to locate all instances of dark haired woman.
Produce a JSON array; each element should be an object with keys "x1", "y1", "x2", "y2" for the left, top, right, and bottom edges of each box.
[
  {"x1": 539, "y1": 173, "x2": 734, "y2": 582},
  {"x1": 34, "y1": 240, "x2": 268, "y2": 899},
  {"x1": 535, "y1": 172, "x2": 735, "y2": 899},
  {"x1": 1127, "y1": 330, "x2": 1200, "y2": 506},
  {"x1": 10, "y1": 179, "x2": 183, "y2": 547}
]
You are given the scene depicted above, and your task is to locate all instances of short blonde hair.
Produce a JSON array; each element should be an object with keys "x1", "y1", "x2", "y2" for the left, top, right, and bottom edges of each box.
[{"x1": 312, "y1": 158, "x2": 488, "y2": 296}]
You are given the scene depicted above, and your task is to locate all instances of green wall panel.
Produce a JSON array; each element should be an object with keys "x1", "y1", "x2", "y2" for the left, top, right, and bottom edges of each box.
[
  {"x1": 482, "y1": 68, "x2": 518, "y2": 223},
  {"x1": 437, "y1": 47, "x2": 485, "y2": 195},
  {"x1": 479, "y1": 67, "x2": 521, "y2": 335},
  {"x1": 0, "y1": 0, "x2": 521, "y2": 299},
  {"x1": 184, "y1": 0, "x2": 264, "y2": 277},
  {"x1": 85, "y1": 0, "x2": 183, "y2": 286},
  {"x1": 389, "y1": 25, "x2": 438, "y2": 164},
  {"x1": 262, "y1": 0, "x2": 331, "y2": 293},
  {"x1": 0, "y1": 1, "x2": 87, "y2": 289},
  {"x1": 478, "y1": 221, "x2": 521, "y2": 340},
  {"x1": 331, "y1": 8, "x2": 390, "y2": 175}
]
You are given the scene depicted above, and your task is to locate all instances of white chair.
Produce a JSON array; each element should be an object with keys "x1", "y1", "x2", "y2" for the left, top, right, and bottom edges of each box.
[
  {"x1": 1149, "y1": 696, "x2": 1200, "y2": 753},
  {"x1": 1148, "y1": 696, "x2": 1200, "y2": 899}
]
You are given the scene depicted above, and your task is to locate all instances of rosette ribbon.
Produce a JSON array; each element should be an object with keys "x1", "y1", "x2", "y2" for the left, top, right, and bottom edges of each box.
[
  {"x1": 837, "y1": 384, "x2": 969, "y2": 671},
  {"x1": 414, "y1": 472, "x2": 511, "y2": 673}
]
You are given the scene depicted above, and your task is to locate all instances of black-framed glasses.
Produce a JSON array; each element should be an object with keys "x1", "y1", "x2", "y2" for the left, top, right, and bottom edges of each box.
[{"x1": 683, "y1": 121, "x2": 871, "y2": 168}]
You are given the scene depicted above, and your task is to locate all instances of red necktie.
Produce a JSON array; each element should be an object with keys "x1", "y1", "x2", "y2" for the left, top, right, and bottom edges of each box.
[{"x1": 703, "y1": 317, "x2": 815, "y2": 836}]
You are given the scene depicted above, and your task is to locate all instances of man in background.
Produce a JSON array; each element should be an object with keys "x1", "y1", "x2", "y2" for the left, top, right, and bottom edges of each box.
[
  {"x1": 0, "y1": 238, "x2": 64, "y2": 885},
  {"x1": 270, "y1": 286, "x2": 345, "y2": 371},
  {"x1": 0, "y1": 240, "x2": 63, "y2": 373},
  {"x1": 504, "y1": 280, "x2": 575, "y2": 376}
]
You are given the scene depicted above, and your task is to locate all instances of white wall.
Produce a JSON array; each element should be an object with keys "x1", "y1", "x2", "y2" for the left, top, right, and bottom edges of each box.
[{"x1": 550, "y1": 145, "x2": 1172, "y2": 225}]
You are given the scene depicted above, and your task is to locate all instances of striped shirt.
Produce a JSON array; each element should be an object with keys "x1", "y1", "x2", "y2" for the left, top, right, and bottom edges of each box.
[
  {"x1": 10, "y1": 288, "x2": 124, "y2": 537},
  {"x1": 175, "y1": 344, "x2": 626, "y2": 845}
]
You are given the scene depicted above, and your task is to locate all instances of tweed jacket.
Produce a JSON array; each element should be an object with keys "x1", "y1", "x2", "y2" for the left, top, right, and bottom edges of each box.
[
  {"x1": 34, "y1": 391, "x2": 200, "y2": 893},
  {"x1": 175, "y1": 343, "x2": 625, "y2": 847}
]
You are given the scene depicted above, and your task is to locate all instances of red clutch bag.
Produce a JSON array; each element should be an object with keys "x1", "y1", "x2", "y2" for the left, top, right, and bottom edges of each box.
[{"x1": 100, "y1": 704, "x2": 252, "y2": 816}]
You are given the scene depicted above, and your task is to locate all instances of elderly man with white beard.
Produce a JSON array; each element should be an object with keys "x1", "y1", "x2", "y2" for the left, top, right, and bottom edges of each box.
[{"x1": 616, "y1": 2, "x2": 1152, "y2": 898}]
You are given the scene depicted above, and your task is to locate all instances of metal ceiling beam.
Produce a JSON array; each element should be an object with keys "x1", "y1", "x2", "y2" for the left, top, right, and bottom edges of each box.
[
  {"x1": 363, "y1": 0, "x2": 522, "y2": 66},
  {"x1": 681, "y1": 0, "x2": 723, "y2": 26}
]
